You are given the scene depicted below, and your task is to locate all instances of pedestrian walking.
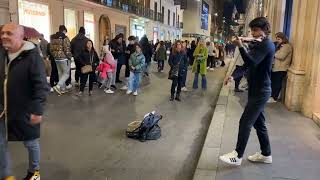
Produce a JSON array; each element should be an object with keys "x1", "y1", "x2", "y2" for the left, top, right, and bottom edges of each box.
[
  {"x1": 71, "y1": 27, "x2": 89, "y2": 86},
  {"x1": 168, "y1": 41, "x2": 188, "y2": 101},
  {"x1": 126, "y1": 43, "x2": 145, "y2": 96},
  {"x1": 49, "y1": 25, "x2": 73, "y2": 95},
  {"x1": 77, "y1": 40, "x2": 99, "y2": 96},
  {"x1": 98, "y1": 46, "x2": 116, "y2": 94},
  {"x1": 0, "y1": 23, "x2": 49, "y2": 180},
  {"x1": 207, "y1": 42, "x2": 215, "y2": 70},
  {"x1": 220, "y1": 17, "x2": 275, "y2": 166},
  {"x1": 268, "y1": 32, "x2": 293, "y2": 103},
  {"x1": 155, "y1": 41, "x2": 167, "y2": 72},
  {"x1": 192, "y1": 38, "x2": 208, "y2": 90}
]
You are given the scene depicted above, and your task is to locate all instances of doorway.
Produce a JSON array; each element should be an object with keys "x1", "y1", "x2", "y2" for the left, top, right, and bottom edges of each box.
[{"x1": 99, "y1": 15, "x2": 111, "y2": 50}]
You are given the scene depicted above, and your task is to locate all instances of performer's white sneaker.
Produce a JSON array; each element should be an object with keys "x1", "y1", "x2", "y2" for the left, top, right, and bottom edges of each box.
[
  {"x1": 219, "y1": 150, "x2": 242, "y2": 166},
  {"x1": 248, "y1": 152, "x2": 272, "y2": 164}
]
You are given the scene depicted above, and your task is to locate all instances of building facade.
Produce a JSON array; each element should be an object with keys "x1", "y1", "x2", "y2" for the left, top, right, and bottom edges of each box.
[{"x1": 1, "y1": 0, "x2": 182, "y2": 50}]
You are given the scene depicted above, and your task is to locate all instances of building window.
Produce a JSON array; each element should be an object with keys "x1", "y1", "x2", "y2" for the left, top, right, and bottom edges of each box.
[
  {"x1": 154, "y1": 2, "x2": 157, "y2": 20},
  {"x1": 64, "y1": 9, "x2": 77, "y2": 39},
  {"x1": 178, "y1": 15, "x2": 180, "y2": 28},
  {"x1": 18, "y1": 0, "x2": 50, "y2": 40},
  {"x1": 84, "y1": 12, "x2": 95, "y2": 41},
  {"x1": 162, "y1": 6, "x2": 164, "y2": 23},
  {"x1": 168, "y1": 10, "x2": 170, "y2": 26},
  {"x1": 173, "y1": 12, "x2": 175, "y2": 27}
]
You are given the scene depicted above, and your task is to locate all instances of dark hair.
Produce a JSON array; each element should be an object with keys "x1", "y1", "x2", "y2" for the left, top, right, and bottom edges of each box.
[
  {"x1": 79, "y1": 27, "x2": 85, "y2": 34},
  {"x1": 59, "y1": 25, "x2": 67, "y2": 33},
  {"x1": 160, "y1": 41, "x2": 164, "y2": 46},
  {"x1": 172, "y1": 40, "x2": 185, "y2": 55},
  {"x1": 275, "y1": 32, "x2": 289, "y2": 44},
  {"x1": 206, "y1": 42, "x2": 211, "y2": 46},
  {"x1": 128, "y1": 35, "x2": 136, "y2": 41},
  {"x1": 85, "y1": 39, "x2": 95, "y2": 51},
  {"x1": 135, "y1": 43, "x2": 142, "y2": 49},
  {"x1": 249, "y1": 17, "x2": 270, "y2": 35}
]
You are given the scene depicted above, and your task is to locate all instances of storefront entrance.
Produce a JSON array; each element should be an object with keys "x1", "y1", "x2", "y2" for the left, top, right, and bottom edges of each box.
[{"x1": 99, "y1": 15, "x2": 111, "y2": 48}]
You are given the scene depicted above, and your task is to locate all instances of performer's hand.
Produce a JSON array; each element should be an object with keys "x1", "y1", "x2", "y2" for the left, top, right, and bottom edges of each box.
[
  {"x1": 30, "y1": 114, "x2": 42, "y2": 125},
  {"x1": 232, "y1": 36, "x2": 244, "y2": 48}
]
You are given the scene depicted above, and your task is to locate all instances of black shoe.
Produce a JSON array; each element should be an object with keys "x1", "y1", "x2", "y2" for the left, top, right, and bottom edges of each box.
[
  {"x1": 175, "y1": 94, "x2": 181, "y2": 101},
  {"x1": 115, "y1": 80, "x2": 122, "y2": 83},
  {"x1": 111, "y1": 85, "x2": 117, "y2": 90},
  {"x1": 144, "y1": 72, "x2": 149, "y2": 77},
  {"x1": 170, "y1": 95, "x2": 175, "y2": 101},
  {"x1": 234, "y1": 88, "x2": 244, "y2": 93}
]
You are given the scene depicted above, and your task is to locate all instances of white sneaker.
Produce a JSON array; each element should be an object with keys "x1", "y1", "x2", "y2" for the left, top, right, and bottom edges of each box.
[
  {"x1": 104, "y1": 89, "x2": 114, "y2": 94},
  {"x1": 219, "y1": 150, "x2": 242, "y2": 166},
  {"x1": 50, "y1": 88, "x2": 54, "y2": 93},
  {"x1": 181, "y1": 87, "x2": 188, "y2": 92},
  {"x1": 210, "y1": 68, "x2": 214, "y2": 71},
  {"x1": 206, "y1": 67, "x2": 210, "y2": 69},
  {"x1": 126, "y1": 90, "x2": 132, "y2": 95},
  {"x1": 53, "y1": 85, "x2": 62, "y2": 95},
  {"x1": 120, "y1": 85, "x2": 128, "y2": 90},
  {"x1": 66, "y1": 84, "x2": 73, "y2": 90},
  {"x1": 248, "y1": 152, "x2": 272, "y2": 164},
  {"x1": 267, "y1": 97, "x2": 277, "y2": 103},
  {"x1": 133, "y1": 91, "x2": 138, "y2": 96}
]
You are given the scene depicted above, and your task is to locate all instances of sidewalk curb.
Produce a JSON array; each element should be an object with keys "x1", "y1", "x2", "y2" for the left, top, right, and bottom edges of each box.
[{"x1": 193, "y1": 58, "x2": 235, "y2": 180}]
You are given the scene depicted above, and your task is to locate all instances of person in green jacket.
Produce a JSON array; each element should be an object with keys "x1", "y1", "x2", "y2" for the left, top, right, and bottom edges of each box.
[
  {"x1": 155, "y1": 41, "x2": 167, "y2": 72},
  {"x1": 192, "y1": 39, "x2": 208, "y2": 90}
]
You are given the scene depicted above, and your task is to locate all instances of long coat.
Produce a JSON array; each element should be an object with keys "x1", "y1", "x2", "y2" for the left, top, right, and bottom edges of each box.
[
  {"x1": 192, "y1": 45, "x2": 208, "y2": 75},
  {"x1": 0, "y1": 42, "x2": 49, "y2": 141}
]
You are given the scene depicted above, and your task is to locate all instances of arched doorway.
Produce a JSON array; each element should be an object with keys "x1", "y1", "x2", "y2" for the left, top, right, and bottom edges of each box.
[{"x1": 99, "y1": 15, "x2": 111, "y2": 50}]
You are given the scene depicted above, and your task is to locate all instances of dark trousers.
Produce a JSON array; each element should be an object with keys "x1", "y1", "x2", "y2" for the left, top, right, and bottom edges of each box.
[
  {"x1": 80, "y1": 72, "x2": 95, "y2": 92},
  {"x1": 235, "y1": 94, "x2": 271, "y2": 158},
  {"x1": 171, "y1": 76, "x2": 183, "y2": 96},
  {"x1": 116, "y1": 61, "x2": 124, "y2": 81},
  {"x1": 66, "y1": 69, "x2": 72, "y2": 86},
  {"x1": 125, "y1": 59, "x2": 130, "y2": 78},
  {"x1": 158, "y1": 60, "x2": 165, "y2": 71},
  {"x1": 234, "y1": 77, "x2": 241, "y2": 90},
  {"x1": 207, "y1": 56, "x2": 214, "y2": 68},
  {"x1": 50, "y1": 60, "x2": 59, "y2": 87},
  {"x1": 271, "y1": 71, "x2": 287, "y2": 100},
  {"x1": 74, "y1": 60, "x2": 81, "y2": 83}
]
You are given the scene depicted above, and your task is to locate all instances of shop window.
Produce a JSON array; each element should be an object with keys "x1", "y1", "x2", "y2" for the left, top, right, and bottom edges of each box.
[
  {"x1": 18, "y1": 0, "x2": 50, "y2": 41},
  {"x1": 168, "y1": 10, "x2": 170, "y2": 26},
  {"x1": 64, "y1": 9, "x2": 77, "y2": 39},
  {"x1": 84, "y1": 12, "x2": 95, "y2": 41}
]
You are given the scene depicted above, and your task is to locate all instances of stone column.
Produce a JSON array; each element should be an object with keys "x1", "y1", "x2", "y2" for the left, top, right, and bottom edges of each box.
[
  {"x1": 285, "y1": 0, "x2": 320, "y2": 116},
  {"x1": 301, "y1": 0, "x2": 320, "y2": 117}
]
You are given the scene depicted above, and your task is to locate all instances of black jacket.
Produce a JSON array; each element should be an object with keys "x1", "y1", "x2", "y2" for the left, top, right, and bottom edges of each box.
[
  {"x1": 71, "y1": 33, "x2": 89, "y2": 60},
  {"x1": 0, "y1": 43, "x2": 49, "y2": 141},
  {"x1": 168, "y1": 52, "x2": 188, "y2": 77},
  {"x1": 79, "y1": 49, "x2": 100, "y2": 69},
  {"x1": 239, "y1": 38, "x2": 275, "y2": 97}
]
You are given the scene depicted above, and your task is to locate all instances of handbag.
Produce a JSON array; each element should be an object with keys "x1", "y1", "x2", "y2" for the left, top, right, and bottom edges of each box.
[
  {"x1": 81, "y1": 52, "x2": 94, "y2": 74},
  {"x1": 168, "y1": 55, "x2": 182, "y2": 80}
]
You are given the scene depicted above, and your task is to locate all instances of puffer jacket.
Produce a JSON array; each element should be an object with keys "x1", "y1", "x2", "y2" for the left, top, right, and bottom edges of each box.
[
  {"x1": 49, "y1": 31, "x2": 72, "y2": 60},
  {"x1": 71, "y1": 33, "x2": 89, "y2": 60},
  {"x1": 129, "y1": 52, "x2": 145, "y2": 73},
  {"x1": 155, "y1": 45, "x2": 167, "y2": 61},
  {"x1": 272, "y1": 43, "x2": 293, "y2": 72}
]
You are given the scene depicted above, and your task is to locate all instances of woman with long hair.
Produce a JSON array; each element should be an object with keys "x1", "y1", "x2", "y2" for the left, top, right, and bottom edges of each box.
[
  {"x1": 168, "y1": 41, "x2": 189, "y2": 101},
  {"x1": 192, "y1": 38, "x2": 208, "y2": 90},
  {"x1": 268, "y1": 32, "x2": 293, "y2": 103},
  {"x1": 77, "y1": 40, "x2": 99, "y2": 96}
]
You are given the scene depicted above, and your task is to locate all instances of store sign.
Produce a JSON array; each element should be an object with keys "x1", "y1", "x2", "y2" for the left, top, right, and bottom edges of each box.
[
  {"x1": 64, "y1": 9, "x2": 77, "y2": 39},
  {"x1": 18, "y1": 0, "x2": 50, "y2": 40},
  {"x1": 84, "y1": 12, "x2": 95, "y2": 41},
  {"x1": 201, "y1": 1, "x2": 209, "y2": 30}
]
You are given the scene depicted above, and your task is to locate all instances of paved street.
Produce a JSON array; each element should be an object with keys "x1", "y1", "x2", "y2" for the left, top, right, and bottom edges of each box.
[{"x1": 8, "y1": 63, "x2": 227, "y2": 180}]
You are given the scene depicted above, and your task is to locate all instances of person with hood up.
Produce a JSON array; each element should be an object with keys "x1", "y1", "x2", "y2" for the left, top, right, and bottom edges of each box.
[
  {"x1": 71, "y1": 27, "x2": 89, "y2": 86},
  {"x1": 139, "y1": 35, "x2": 153, "y2": 76},
  {"x1": 155, "y1": 41, "x2": 167, "y2": 72}
]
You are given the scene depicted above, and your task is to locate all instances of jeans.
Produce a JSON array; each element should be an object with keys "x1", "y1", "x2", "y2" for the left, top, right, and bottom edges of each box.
[
  {"x1": 0, "y1": 120, "x2": 40, "y2": 178},
  {"x1": 100, "y1": 72, "x2": 113, "y2": 89},
  {"x1": 80, "y1": 72, "x2": 95, "y2": 92},
  {"x1": 128, "y1": 72, "x2": 141, "y2": 92},
  {"x1": 158, "y1": 60, "x2": 164, "y2": 71},
  {"x1": 235, "y1": 94, "x2": 271, "y2": 158},
  {"x1": 55, "y1": 59, "x2": 70, "y2": 90},
  {"x1": 171, "y1": 76, "x2": 183, "y2": 96},
  {"x1": 182, "y1": 71, "x2": 187, "y2": 87},
  {"x1": 144, "y1": 62, "x2": 151, "y2": 74},
  {"x1": 193, "y1": 73, "x2": 207, "y2": 90},
  {"x1": 112, "y1": 61, "x2": 117, "y2": 85},
  {"x1": 271, "y1": 71, "x2": 287, "y2": 100}
]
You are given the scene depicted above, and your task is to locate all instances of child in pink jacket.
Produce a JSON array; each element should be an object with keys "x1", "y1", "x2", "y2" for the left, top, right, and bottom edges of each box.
[{"x1": 98, "y1": 47, "x2": 116, "y2": 94}]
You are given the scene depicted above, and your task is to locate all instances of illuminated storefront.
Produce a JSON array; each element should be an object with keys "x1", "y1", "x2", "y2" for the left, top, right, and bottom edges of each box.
[
  {"x1": 18, "y1": 0, "x2": 50, "y2": 40},
  {"x1": 84, "y1": 12, "x2": 95, "y2": 41},
  {"x1": 64, "y1": 8, "x2": 77, "y2": 39},
  {"x1": 130, "y1": 18, "x2": 145, "y2": 41}
]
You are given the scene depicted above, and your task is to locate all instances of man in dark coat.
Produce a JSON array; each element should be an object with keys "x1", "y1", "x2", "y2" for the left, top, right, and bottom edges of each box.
[
  {"x1": 70, "y1": 27, "x2": 89, "y2": 85},
  {"x1": 0, "y1": 23, "x2": 49, "y2": 180},
  {"x1": 139, "y1": 35, "x2": 153, "y2": 76}
]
